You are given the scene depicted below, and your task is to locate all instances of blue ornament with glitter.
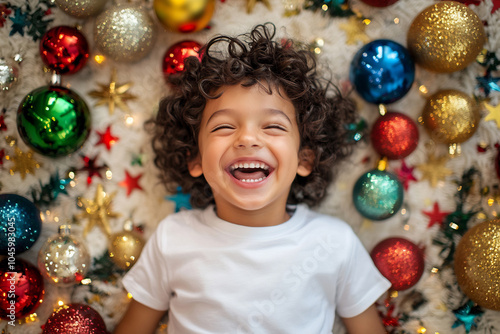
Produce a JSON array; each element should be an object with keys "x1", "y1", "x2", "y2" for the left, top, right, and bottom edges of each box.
[
  {"x1": 350, "y1": 39, "x2": 415, "y2": 105},
  {"x1": 352, "y1": 169, "x2": 404, "y2": 221},
  {"x1": 0, "y1": 193, "x2": 42, "y2": 255}
]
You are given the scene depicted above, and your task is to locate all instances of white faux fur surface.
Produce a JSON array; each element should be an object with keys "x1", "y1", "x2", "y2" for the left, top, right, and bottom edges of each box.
[{"x1": 1, "y1": 0, "x2": 500, "y2": 333}]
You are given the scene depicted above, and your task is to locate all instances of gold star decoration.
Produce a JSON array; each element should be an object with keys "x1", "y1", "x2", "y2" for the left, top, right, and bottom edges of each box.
[
  {"x1": 77, "y1": 184, "x2": 120, "y2": 237},
  {"x1": 416, "y1": 152, "x2": 453, "y2": 188},
  {"x1": 246, "y1": 0, "x2": 271, "y2": 13},
  {"x1": 484, "y1": 102, "x2": 500, "y2": 129},
  {"x1": 88, "y1": 68, "x2": 136, "y2": 115},
  {"x1": 5, "y1": 146, "x2": 42, "y2": 180},
  {"x1": 339, "y1": 16, "x2": 371, "y2": 45}
]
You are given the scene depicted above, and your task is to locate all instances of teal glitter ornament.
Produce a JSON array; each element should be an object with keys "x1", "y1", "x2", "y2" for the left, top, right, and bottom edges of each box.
[
  {"x1": 0, "y1": 193, "x2": 42, "y2": 255},
  {"x1": 353, "y1": 169, "x2": 404, "y2": 220},
  {"x1": 17, "y1": 86, "x2": 91, "y2": 157}
]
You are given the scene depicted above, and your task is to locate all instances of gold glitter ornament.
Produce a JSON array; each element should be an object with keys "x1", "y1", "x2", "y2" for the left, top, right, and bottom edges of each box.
[
  {"x1": 54, "y1": 0, "x2": 108, "y2": 18},
  {"x1": 407, "y1": 1, "x2": 486, "y2": 73},
  {"x1": 154, "y1": 0, "x2": 215, "y2": 33},
  {"x1": 420, "y1": 90, "x2": 480, "y2": 153},
  {"x1": 94, "y1": 3, "x2": 157, "y2": 63},
  {"x1": 108, "y1": 228, "x2": 144, "y2": 270},
  {"x1": 454, "y1": 219, "x2": 500, "y2": 311}
]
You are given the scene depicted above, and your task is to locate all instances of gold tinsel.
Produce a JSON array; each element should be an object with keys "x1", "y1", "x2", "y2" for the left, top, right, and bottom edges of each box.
[
  {"x1": 454, "y1": 219, "x2": 500, "y2": 311},
  {"x1": 407, "y1": 1, "x2": 486, "y2": 73}
]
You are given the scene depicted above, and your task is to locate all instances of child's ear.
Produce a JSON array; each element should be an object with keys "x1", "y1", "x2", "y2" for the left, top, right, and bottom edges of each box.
[
  {"x1": 297, "y1": 148, "x2": 314, "y2": 177},
  {"x1": 188, "y1": 154, "x2": 203, "y2": 177}
]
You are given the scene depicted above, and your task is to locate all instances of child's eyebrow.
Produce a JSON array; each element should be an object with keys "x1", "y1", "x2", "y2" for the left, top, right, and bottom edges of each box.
[{"x1": 206, "y1": 108, "x2": 292, "y2": 125}]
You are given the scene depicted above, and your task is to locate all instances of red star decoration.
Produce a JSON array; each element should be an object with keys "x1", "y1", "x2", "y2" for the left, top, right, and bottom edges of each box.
[
  {"x1": 396, "y1": 160, "x2": 417, "y2": 190},
  {"x1": 0, "y1": 112, "x2": 7, "y2": 132},
  {"x1": 422, "y1": 202, "x2": 451, "y2": 228},
  {"x1": 96, "y1": 125, "x2": 119, "y2": 151},
  {"x1": 78, "y1": 155, "x2": 108, "y2": 186},
  {"x1": 0, "y1": 149, "x2": 5, "y2": 166},
  {"x1": 119, "y1": 170, "x2": 144, "y2": 196}
]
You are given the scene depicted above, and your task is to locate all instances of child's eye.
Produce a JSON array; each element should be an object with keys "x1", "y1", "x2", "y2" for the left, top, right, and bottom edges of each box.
[
  {"x1": 211, "y1": 125, "x2": 234, "y2": 132},
  {"x1": 265, "y1": 124, "x2": 287, "y2": 131}
]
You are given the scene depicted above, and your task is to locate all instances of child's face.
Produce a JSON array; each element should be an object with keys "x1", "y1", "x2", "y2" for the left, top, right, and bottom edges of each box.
[{"x1": 188, "y1": 84, "x2": 312, "y2": 223}]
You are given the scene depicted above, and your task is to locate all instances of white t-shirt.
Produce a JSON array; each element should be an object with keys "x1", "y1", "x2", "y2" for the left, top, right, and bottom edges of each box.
[{"x1": 122, "y1": 204, "x2": 391, "y2": 334}]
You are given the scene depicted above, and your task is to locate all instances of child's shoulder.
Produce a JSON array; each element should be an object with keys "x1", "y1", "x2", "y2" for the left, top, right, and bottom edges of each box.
[{"x1": 300, "y1": 205, "x2": 357, "y2": 236}]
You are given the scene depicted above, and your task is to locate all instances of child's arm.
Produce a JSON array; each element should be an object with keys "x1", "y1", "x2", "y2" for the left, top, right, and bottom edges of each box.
[
  {"x1": 341, "y1": 304, "x2": 387, "y2": 334},
  {"x1": 113, "y1": 299, "x2": 166, "y2": 334}
]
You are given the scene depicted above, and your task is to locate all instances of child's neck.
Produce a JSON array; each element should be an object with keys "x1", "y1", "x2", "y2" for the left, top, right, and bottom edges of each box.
[{"x1": 214, "y1": 203, "x2": 291, "y2": 227}]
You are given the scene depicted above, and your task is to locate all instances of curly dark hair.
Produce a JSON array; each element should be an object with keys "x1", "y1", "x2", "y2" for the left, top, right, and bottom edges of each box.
[{"x1": 151, "y1": 23, "x2": 357, "y2": 209}]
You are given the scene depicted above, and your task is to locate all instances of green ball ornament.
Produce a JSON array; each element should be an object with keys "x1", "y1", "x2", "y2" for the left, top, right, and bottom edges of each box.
[
  {"x1": 353, "y1": 169, "x2": 404, "y2": 221},
  {"x1": 17, "y1": 86, "x2": 91, "y2": 157}
]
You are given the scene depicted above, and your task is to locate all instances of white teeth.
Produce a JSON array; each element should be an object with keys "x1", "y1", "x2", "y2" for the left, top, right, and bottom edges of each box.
[
  {"x1": 229, "y1": 162, "x2": 270, "y2": 171},
  {"x1": 241, "y1": 177, "x2": 265, "y2": 183}
]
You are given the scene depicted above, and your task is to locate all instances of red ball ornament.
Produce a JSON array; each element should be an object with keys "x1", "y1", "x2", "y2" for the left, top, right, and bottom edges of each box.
[
  {"x1": 370, "y1": 237, "x2": 424, "y2": 291},
  {"x1": 42, "y1": 303, "x2": 108, "y2": 334},
  {"x1": 162, "y1": 40, "x2": 202, "y2": 79},
  {"x1": 0, "y1": 258, "x2": 44, "y2": 320},
  {"x1": 40, "y1": 26, "x2": 89, "y2": 75},
  {"x1": 359, "y1": 0, "x2": 399, "y2": 7},
  {"x1": 371, "y1": 111, "x2": 419, "y2": 160}
]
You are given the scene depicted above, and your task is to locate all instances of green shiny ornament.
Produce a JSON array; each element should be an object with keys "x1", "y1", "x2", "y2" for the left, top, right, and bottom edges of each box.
[
  {"x1": 353, "y1": 169, "x2": 404, "y2": 221},
  {"x1": 17, "y1": 86, "x2": 91, "y2": 157}
]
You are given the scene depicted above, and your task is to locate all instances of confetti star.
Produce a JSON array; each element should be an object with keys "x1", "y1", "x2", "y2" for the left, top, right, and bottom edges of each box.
[
  {"x1": 396, "y1": 160, "x2": 417, "y2": 190},
  {"x1": 339, "y1": 16, "x2": 370, "y2": 45},
  {"x1": 9, "y1": 8, "x2": 29, "y2": 37},
  {"x1": 422, "y1": 202, "x2": 451, "y2": 228},
  {"x1": 0, "y1": 149, "x2": 4, "y2": 166},
  {"x1": 0, "y1": 109, "x2": 7, "y2": 131},
  {"x1": 0, "y1": 5, "x2": 12, "y2": 28},
  {"x1": 131, "y1": 152, "x2": 145, "y2": 167},
  {"x1": 246, "y1": 0, "x2": 272, "y2": 13},
  {"x1": 78, "y1": 184, "x2": 120, "y2": 237},
  {"x1": 78, "y1": 155, "x2": 108, "y2": 186},
  {"x1": 119, "y1": 170, "x2": 144, "y2": 196},
  {"x1": 6, "y1": 146, "x2": 42, "y2": 179},
  {"x1": 344, "y1": 119, "x2": 367, "y2": 143},
  {"x1": 484, "y1": 102, "x2": 500, "y2": 129},
  {"x1": 166, "y1": 186, "x2": 192, "y2": 212},
  {"x1": 96, "y1": 125, "x2": 119, "y2": 151},
  {"x1": 452, "y1": 300, "x2": 483, "y2": 333},
  {"x1": 31, "y1": 171, "x2": 72, "y2": 207},
  {"x1": 476, "y1": 73, "x2": 500, "y2": 97},
  {"x1": 416, "y1": 153, "x2": 452, "y2": 187},
  {"x1": 88, "y1": 69, "x2": 136, "y2": 115}
]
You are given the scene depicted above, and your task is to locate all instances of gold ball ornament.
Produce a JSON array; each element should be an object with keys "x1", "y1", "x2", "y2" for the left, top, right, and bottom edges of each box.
[
  {"x1": 154, "y1": 0, "x2": 215, "y2": 33},
  {"x1": 94, "y1": 3, "x2": 157, "y2": 63},
  {"x1": 407, "y1": 1, "x2": 486, "y2": 73},
  {"x1": 54, "y1": 0, "x2": 108, "y2": 18},
  {"x1": 420, "y1": 90, "x2": 480, "y2": 150},
  {"x1": 37, "y1": 225, "x2": 90, "y2": 286},
  {"x1": 454, "y1": 219, "x2": 500, "y2": 311},
  {"x1": 109, "y1": 231, "x2": 145, "y2": 270}
]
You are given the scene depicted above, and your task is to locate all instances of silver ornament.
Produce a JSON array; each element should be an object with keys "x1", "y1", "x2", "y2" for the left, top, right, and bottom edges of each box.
[
  {"x1": 94, "y1": 3, "x2": 157, "y2": 63},
  {"x1": 37, "y1": 225, "x2": 90, "y2": 286},
  {"x1": 54, "y1": 0, "x2": 109, "y2": 18},
  {"x1": 0, "y1": 57, "x2": 19, "y2": 91}
]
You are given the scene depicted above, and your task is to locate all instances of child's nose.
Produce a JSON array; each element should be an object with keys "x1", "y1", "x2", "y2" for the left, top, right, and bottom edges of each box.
[{"x1": 234, "y1": 127, "x2": 262, "y2": 149}]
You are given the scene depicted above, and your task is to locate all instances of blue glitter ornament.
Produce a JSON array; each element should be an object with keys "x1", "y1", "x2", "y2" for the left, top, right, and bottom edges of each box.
[
  {"x1": 0, "y1": 194, "x2": 42, "y2": 255},
  {"x1": 349, "y1": 39, "x2": 415, "y2": 105},
  {"x1": 352, "y1": 169, "x2": 404, "y2": 220}
]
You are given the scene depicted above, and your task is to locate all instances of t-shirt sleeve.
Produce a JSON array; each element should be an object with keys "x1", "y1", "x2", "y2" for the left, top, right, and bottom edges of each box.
[
  {"x1": 121, "y1": 222, "x2": 171, "y2": 311},
  {"x1": 335, "y1": 228, "x2": 391, "y2": 318}
]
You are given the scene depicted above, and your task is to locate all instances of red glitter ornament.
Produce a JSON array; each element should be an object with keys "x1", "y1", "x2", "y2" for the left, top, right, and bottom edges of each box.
[
  {"x1": 0, "y1": 258, "x2": 44, "y2": 319},
  {"x1": 359, "y1": 0, "x2": 399, "y2": 7},
  {"x1": 42, "y1": 303, "x2": 108, "y2": 334},
  {"x1": 40, "y1": 25, "x2": 89, "y2": 75},
  {"x1": 162, "y1": 40, "x2": 202, "y2": 79},
  {"x1": 371, "y1": 111, "x2": 419, "y2": 160},
  {"x1": 370, "y1": 237, "x2": 424, "y2": 291}
]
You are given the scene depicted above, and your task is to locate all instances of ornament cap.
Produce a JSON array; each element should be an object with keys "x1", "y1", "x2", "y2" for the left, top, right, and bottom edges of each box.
[{"x1": 58, "y1": 224, "x2": 72, "y2": 235}]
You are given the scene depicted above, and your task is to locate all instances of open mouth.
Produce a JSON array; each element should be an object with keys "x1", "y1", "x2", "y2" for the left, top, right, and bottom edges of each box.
[{"x1": 229, "y1": 161, "x2": 271, "y2": 183}]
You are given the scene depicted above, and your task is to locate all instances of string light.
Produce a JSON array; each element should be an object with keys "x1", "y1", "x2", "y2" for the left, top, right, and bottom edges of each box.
[
  {"x1": 94, "y1": 54, "x2": 106, "y2": 64},
  {"x1": 418, "y1": 326, "x2": 427, "y2": 333}
]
